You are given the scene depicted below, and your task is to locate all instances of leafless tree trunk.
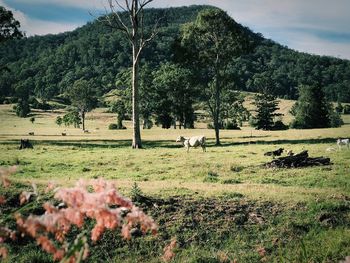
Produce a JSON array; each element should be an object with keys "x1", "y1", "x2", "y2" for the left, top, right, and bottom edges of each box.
[{"x1": 104, "y1": 0, "x2": 159, "y2": 149}]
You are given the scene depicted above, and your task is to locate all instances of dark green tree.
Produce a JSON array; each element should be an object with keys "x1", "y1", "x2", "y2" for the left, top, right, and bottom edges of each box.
[
  {"x1": 15, "y1": 99, "x2": 30, "y2": 117},
  {"x1": 252, "y1": 92, "x2": 281, "y2": 130},
  {"x1": 56, "y1": 116, "x2": 63, "y2": 126},
  {"x1": 248, "y1": 71, "x2": 285, "y2": 130},
  {"x1": 110, "y1": 99, "x2": 127, "y2": 129},
  {"x1": 221, "y1": 91, "x2": 249, "y2": 129},
  {"x1": 0, "y1": 6, "x2": 23, "y2": 72},
  {"x1": 62, "y1": 109, "x2": 81, "y2": 128},
  {"x1": 152, "y1": 63, "x2": 195, "y2": 129},
  {"x1": 329, "y1": 109, "x2": 344, "y2": 128},
  {"x1": 291, "y1": 85, "x2": 331, "y2": 129},
  {"x1": 0, "y1": 6, "x2": 23, "y2": 43},
  {"x1": 69, "y1": 79, "x2": 98, "y2": 131},
  {"x1": 139, "y1": 64, "x2": 155, "y2": 129},
  {"x1": 180, "y1": 8, "x2": 254, "y2": 144},
  {"x1": 14, "y1": 80, "x2": 31, "y2": 117}
]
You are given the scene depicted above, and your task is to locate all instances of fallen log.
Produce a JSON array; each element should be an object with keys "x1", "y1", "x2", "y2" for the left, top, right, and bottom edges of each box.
[{"x1": 265, "y1": 150, "x2": 331, "y2": 168}]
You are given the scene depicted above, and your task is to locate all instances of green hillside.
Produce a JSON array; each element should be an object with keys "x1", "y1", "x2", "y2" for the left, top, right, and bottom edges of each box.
[{"x1": 0, "y1": 5, "x2": 350, "y2": 102}]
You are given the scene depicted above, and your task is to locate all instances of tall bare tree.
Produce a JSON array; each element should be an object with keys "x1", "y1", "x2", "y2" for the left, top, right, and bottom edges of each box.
[{"x1": 103, "y1": 0, "x2": 159, "y2": 149}]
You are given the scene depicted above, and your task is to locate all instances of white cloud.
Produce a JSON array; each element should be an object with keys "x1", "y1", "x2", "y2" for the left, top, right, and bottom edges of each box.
[
  {"x1": 5, "y1": 0, "x2": 105, "y2": 10},
  {"x1": 0, "y1": 0, "x2": 83, "y2": 35},
  {"x1": 281, "y1": 31, "x2": 350, "y2": 59}
]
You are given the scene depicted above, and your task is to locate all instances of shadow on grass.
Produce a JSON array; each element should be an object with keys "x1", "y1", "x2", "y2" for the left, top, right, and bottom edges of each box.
[
  {"x1": 0, "y1": 137, "x2": 339, "y2": 150},
  {"x1": 217, "y1": 137, "x2": 338, "y2": 147}
]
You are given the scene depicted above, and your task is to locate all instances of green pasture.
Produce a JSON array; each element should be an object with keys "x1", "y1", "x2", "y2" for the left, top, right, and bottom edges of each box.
[{"x1": 0, "y1": 104, "x2": 350, "y2": 262}]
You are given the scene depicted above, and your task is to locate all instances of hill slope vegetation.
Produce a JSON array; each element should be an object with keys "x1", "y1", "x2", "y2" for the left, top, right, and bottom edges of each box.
[{"x1": 0, "y1": 5, "x2": 350, "y2": 102}]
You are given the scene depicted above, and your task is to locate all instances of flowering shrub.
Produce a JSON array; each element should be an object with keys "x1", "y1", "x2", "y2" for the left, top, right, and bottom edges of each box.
[{"x1": 1, "y1": 169, "x2": 158, "y2": 262}]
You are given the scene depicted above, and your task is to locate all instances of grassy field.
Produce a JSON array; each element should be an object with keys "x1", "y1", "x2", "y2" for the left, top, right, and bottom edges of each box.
[{"x1": 1, "y1": 103, "x2": 350, "y2": 262}]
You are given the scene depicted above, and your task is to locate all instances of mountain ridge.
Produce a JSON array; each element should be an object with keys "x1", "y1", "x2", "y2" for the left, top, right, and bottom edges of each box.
[{"x1": 0, "y1": 5, "x2": 349, "y2": 102}]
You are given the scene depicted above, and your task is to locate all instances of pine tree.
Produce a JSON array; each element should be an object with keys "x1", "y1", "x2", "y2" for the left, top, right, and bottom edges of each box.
[
  {"x1": 291, "y1": 85, "x2": 331, "y2": 129},
  {"x1": 253, "y1": 92, "x2": 281, "y2": 130}
]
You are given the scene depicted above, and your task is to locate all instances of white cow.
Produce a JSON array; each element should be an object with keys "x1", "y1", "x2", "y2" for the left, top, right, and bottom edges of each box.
[
  {"x1": 176, "y1": 136, "x2": 206, "y2": 153},
  {"x1": 337, "y1": 138, "x2": 349, "y2": 150}
]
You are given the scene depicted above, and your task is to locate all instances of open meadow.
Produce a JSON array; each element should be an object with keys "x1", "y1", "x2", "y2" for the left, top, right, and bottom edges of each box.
[{"x1": 1, "y1": 103, "x2": 350, "y2": 262}]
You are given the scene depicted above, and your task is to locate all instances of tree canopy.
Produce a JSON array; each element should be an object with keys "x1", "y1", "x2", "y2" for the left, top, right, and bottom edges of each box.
[
  {"x1": 69, "y1": 79, "x2": 98, "y2": 130},
  {"x1": 0, "y1": 6, "x2": 23, "y2": 43},
  {"x1": 179, "y1": 8, "x2": 255, "y2": 144},
  {"x1": 291, "y1": 85, "x2": 331, "y2": 129}
]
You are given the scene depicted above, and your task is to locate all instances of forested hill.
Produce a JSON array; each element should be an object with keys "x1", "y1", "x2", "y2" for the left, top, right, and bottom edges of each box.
[{"x1": 1, "y1": 5, "x2": 350, "y2": 102}]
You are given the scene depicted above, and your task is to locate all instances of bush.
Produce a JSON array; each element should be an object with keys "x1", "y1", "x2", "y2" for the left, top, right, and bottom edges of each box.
[
  {"x1": 16, "y1": 100, "x2": 30, "y2": 117},
  {"x1": 329, "y1": 111, "x2": 344, "y2": 128},
  {"x1": 55, "y1": 116, "x2": 63, "y2": 126},
  {"x1": 108, "y1": 123, "x2": 126, "y2": 130},
  {"x1": 271, "y1": 120, "x2": 289, "y2": 130},
  {"x1": 224, "y1": 121, "x2": 241, "y2": 130},
  {"x1": 203, "y1": 171, "x2": 219, "y2": 183}
]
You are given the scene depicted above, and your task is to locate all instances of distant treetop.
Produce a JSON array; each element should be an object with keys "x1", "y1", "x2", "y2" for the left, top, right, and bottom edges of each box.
[{"x1": 0, "y1": 6, "x2": 24, "y2": 43}]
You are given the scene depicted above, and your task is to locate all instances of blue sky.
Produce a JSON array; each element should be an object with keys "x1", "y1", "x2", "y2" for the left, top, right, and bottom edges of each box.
[{"x1": 2, "y1": 0, "x2": 350, "y2": 59}]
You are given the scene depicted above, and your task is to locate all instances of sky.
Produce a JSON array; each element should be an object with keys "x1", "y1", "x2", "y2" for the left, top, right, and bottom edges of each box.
[{"x1": 1, "y1": 0, "x2": 350, "y2": 60}]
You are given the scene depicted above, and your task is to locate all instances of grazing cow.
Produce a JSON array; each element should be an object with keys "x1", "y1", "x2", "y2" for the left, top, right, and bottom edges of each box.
[
  {"x1": 28, "y1": 132, "x2": 34, "y2": 136},
  {"x1": 264, "y1": 148, "x2": 284, "y2": 157},
  {"x1": 84, "y1": 130, "x2": 90, "y2": 133},
  {"x1": 176, "y1": 136, "x2": 206, "y2": 153},
  {"x1": 61, "y1": 133, "x2": 67, "y2": 136},
  {"x1": 337, "y1": 138, "x2": 349, "y2": 150}
]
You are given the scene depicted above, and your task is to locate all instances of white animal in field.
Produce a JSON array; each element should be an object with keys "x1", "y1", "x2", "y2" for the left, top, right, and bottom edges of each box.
[
  {"x1": 176, "y1": 136, "x2": 206, "y2": 153},
  {"x1": 337, "y1": 138, "x2": 349, "y2": 150}
]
